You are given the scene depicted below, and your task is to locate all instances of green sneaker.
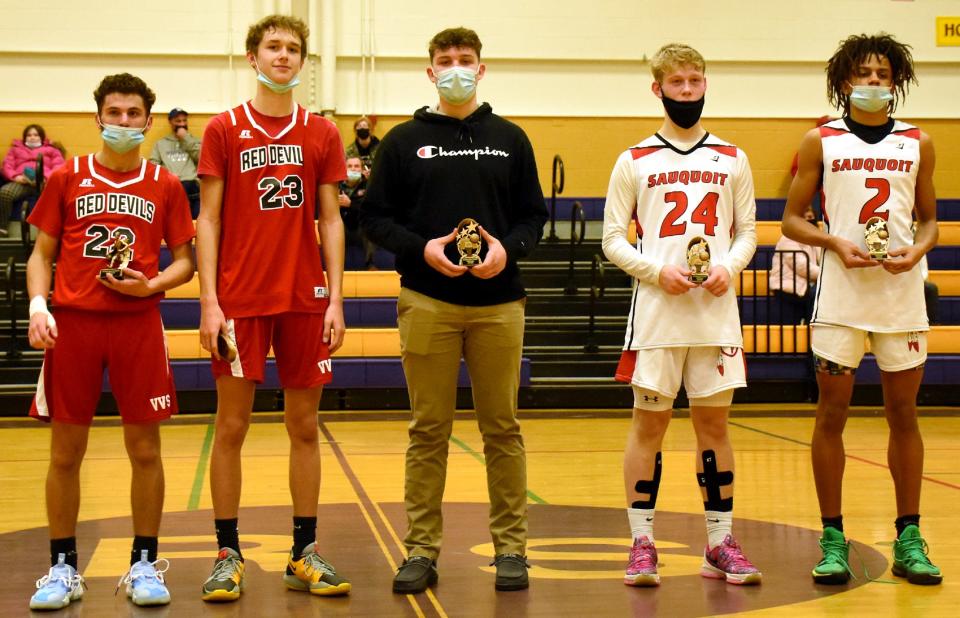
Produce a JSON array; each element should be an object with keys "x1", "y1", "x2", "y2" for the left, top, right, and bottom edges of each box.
[
  {"x1": 892, "y1": 525, "x2": 942, "y2": 585},
  {"x1": 812, "y1": 527, "x2": 852, "y2": 585}
]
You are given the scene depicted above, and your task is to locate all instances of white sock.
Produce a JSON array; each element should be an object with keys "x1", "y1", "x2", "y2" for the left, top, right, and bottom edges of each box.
[
  {"x1": 628, "y1": 508, "x2": 655, "y2": 544},
  {"x1": 705, "y1": 510, "x2": 732, "y2": 549}
]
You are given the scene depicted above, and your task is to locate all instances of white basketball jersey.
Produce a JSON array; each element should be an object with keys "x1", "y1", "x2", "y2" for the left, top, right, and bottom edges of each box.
[
  {"x1": 813, "y1": 119, "x2": 927, "y2": 332},
  {"x1": 603, "y1": 133, "x2": 757, "y2": 350}
]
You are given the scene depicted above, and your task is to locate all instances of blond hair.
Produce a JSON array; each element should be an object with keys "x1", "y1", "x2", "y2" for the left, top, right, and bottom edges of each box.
[{"x1": 650, "y1": 43, "x2": 705, "y2": 82}]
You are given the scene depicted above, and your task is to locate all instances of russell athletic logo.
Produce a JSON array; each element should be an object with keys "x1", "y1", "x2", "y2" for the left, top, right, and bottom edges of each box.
[{"x1": 416, "y1": 145, "x2": 510, "y2": 160}]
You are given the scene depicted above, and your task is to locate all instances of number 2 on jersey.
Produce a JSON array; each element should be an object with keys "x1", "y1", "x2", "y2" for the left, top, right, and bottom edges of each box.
[
  {"x1": 659, "y1": 191, "x2": 719, "y2": 237},
  {"x1": 83, "y1": 224, "x2": 135, "y2": 259},
  {"x1": 859, "y1": 178, "x2": 890, "y2": 223},
  {"x1": 259, "y1": 175, "x2": 304, "y2": 210}
]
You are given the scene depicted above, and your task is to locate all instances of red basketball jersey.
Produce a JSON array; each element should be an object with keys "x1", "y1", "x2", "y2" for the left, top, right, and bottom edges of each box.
[
  {"x1": 198, "y1": 102, "x2": 346, "y2": 317},
  {"x1": 27, "y1": 154, "x2": 195, "y2": 312}
]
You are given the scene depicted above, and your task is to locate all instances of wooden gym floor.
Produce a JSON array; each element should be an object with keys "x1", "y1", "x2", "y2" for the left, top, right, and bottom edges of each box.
[{"x1": 0, "y1": 406, "x2": 957, "y2": 616}]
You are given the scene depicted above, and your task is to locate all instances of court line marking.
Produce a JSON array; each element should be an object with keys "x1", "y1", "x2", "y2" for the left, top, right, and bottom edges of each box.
[
  {"x1": 730, "y1": 420, "x2": 960, "y2": 491},
  {"x1": 319, "y1": 421, "x2": 445, "y2": 618},
  {"x1": 449, "y1": 434, "x2": 548, "y2": 504},
  {"x1": 187, "y1": 423, "x2": 215, "y2": 511}
]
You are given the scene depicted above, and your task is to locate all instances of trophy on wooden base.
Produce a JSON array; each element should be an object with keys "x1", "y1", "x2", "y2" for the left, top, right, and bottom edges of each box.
[
  {"x1": 456, "y1": 218, "x2": 482, "y2": 268},
  {"x1": 99, "y1": 231, "x2": 133, "y2": 280},
  {"x1": 686, "y1": 236, "x2": 711, "y2": 283},
  {"x1": 864, "y1": 216, "x2": 889, "y2": 260}
]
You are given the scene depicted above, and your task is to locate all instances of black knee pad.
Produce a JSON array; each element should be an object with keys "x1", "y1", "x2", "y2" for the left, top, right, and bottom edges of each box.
[
  {"x1": 631, "y1": 451, "x2": 662, "y2": 509},
  {"x1": 696, "y1": 449, "x2": 733, "y2": 512}
]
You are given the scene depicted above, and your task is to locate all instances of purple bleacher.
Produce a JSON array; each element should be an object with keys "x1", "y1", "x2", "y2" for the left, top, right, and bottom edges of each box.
[
  {"x1": 721, "y1": 354, "x2": 957, "y2": 385},
  {"x1": 553, "y1": 197, "x2": 960, "y2": 222},
  {"x1": 157, "y1": 245, "x2": 396, "y2": 271},
  {"x1": 746, "y1": 245, "x2": 960, "y2": 270},
  {"x1": 101, "y1": 358, "x2": 533, "y2": 391},
  {"x1": 855, "y1": 355, "x2": 960, "y2": 385},
  {"x1": 160, "y1": 298, "x2": 398, "y2": 328},
  {"x1": 736, "y1": 293, "x2": 956, "y2": 325}
]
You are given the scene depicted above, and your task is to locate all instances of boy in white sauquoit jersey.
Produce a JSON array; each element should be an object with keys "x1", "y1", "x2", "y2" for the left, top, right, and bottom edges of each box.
[
  {"x1": 782, "y1": 33, "x2": 941, "y2": 586},
  {"x1": 196, "y1": 15, "x2": 349, "y2": 601},
  {"x1": 602, "y1": 43, "x2": 760, "y2": 587}
]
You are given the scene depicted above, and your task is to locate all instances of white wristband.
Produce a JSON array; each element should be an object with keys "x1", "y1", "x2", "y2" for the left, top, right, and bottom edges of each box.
[
  {"x1": 29, "y1": 295, "x2": 56, "y2": 327},
  {"x1": 29, "y1": 295, "x2": 49, "y2": 317}
]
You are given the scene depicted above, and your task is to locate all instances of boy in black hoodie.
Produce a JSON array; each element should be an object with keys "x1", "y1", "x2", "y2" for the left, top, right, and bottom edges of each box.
[{"x1": 361, "y1": 27, "x2": 547, "y2": 595}]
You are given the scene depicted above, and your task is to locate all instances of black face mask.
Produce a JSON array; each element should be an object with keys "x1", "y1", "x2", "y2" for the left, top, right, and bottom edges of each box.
[
  {"x1": 356, "y1": 128, "x2": 370, "y2": 139},
  {"x1": 661, "y1": 94, "x2": 705, "y2": 129}
]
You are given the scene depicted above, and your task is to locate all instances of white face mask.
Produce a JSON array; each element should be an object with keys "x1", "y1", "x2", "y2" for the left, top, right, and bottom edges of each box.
[
  {"x1": 98, "y1": 119, "x2": 146, "y2": 154},
  {"x1": 25, "y1": 138, "x2": 42, "y2": 148},
  {"x1": 849, "y1": 85, "x2": 893, "y2": 113},
  {"x1": 255, "y1": 59, "x2": 300, "y2": 93},
  {"x1": 435, "y1": 66, "x2": 477, "y2": 105}
]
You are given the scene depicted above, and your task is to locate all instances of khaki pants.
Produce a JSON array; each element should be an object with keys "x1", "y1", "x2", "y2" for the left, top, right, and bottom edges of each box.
[{"x1": 397, "y1": 288, "x2": 527, "y2": 559}]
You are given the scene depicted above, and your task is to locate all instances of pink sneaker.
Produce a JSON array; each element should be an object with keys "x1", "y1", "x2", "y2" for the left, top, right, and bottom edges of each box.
[
  {"x1": 701, "y1": 535, "x2": 762, "y2": 585},
  {"x1": 624, "y1": 536, "x2": 660, "y2": 586}
]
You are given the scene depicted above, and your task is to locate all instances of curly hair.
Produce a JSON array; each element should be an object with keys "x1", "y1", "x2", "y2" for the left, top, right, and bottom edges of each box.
[
  {"x1": 93, "y1": 73, "x2": 157, "y2": 115},
  {"x1": 825, "y1": 33, "x2": 916, "y2": 113},
  {"x1": 246, "y1": 15, "x2": 309, "y2": 57},
  {"x1": 428, "y1": 27, "x2": 482, "y2": 61}
]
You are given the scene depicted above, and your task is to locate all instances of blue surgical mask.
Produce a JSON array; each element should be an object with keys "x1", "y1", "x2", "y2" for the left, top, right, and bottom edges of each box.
[
  {"x1": 99, "y1": 120, "x2": 146, "y2": 154},
  {"x1": 347, "y1": 170, "x2": 362, "y2": 182},
  {"x1": 255, "y1": 60, "x2": 300, "y2": 94},
  {"x1": 849, "y1": 85, "x2": 893, "y2": 113},
  {"x1": 435, "y1": 67, "x2": 477, "y2": 105}
]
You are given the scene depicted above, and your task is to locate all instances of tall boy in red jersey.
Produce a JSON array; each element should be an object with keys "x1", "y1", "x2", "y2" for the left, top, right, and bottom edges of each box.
[
  {"x1": 196, "y1": 15, "x2": 349, "y2": 601},
  {"x1": 26, "y1": 73, "x2": 195, "y2": 610}
]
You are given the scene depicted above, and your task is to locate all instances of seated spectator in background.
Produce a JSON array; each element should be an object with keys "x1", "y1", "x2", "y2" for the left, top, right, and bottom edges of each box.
[
  {"x1": 769, "y1": 206, "x2": 820, "y2": 324},
  {"x1": 344, "y1": 116, "x2": 379, "y2": 175},
  {"x1": 1, "y1": 124, "x2": 65, "y2": 236},
  {"x1": 150, "y1": 108, "x2": 201, "y2": 217},
  {"x1": 339, "y1": 156, "x2": 377, "y2": 269}
]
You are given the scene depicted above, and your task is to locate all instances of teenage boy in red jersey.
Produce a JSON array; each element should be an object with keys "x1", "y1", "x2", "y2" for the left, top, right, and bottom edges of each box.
[
  {"x1": 26, "y1": 73, "x2": 195, "y2": 610},
  {"x1": 196, "y1": 14, "x2": 349, "y2": 601}
]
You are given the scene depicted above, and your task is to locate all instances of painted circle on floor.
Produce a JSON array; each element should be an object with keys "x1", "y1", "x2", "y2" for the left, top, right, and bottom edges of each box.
[{"x1": 0, "y1": 503, "x2": 887, "y2": 616}]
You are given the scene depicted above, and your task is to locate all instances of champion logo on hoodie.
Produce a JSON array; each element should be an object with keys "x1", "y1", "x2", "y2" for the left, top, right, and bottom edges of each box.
[{"x1": 416, "y1": 145, "x2": 510, "y2": 160}]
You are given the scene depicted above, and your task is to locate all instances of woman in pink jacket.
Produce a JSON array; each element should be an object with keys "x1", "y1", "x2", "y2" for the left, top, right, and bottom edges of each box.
[
  {"x1": 769, "y1": 206, "x2": 820, "y2": 324},
  {"x1": 1, "y1": 124, "x2": 65, "y2": 235}
]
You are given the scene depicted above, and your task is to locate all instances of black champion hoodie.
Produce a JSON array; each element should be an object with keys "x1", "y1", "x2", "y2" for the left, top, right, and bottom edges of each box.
[{"x1": 360, "y1": 103, "x2": 548, "y2": 306}]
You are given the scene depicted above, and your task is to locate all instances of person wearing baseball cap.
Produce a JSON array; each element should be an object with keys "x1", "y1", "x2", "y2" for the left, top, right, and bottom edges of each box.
[{"x1": 149, "y1": 108, "x2": 201, "y2": 217}]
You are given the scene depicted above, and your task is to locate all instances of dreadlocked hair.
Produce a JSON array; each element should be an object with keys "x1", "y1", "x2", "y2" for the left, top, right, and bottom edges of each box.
[{"x1": 826, "y1": 33, "x2": 916, "y2": 113}]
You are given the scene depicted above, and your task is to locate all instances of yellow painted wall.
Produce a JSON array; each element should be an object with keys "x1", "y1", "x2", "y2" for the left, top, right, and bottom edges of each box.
[{"x1": 4, "y1": 112, "x2": 957, "y2": 199}]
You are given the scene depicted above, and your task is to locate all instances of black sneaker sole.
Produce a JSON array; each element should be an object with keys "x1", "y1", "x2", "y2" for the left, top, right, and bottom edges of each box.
[
  {"x1": 811, "y1": 572, "x2": 850, "y2": 585},
  {"x1": 892, "y1": 564, "x2": 943, "y2": 585},
  {"x1": 495, "y1": 578, "x2": 529, "y2": 591}
]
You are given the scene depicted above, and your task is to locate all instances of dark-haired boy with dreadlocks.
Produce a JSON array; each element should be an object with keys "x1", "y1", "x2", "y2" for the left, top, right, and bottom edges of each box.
[{"x1": 782, "y1": 33, "x2": 941, "y2": 586}]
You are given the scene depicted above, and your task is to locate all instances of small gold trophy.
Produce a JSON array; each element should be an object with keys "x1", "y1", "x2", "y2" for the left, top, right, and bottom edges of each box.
[
  {"x1": 686, "y1": 236, "x2": 711, "y2": 283},
  {"x1": 99, "y1": 231, "x2": 133, "y2": 280},
  {"x1": 864, "y1": 216, "x2": 889, "y2": 260},
  {"x1": 456, "y1": 218, "x2": 482, "y2": 268}
]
